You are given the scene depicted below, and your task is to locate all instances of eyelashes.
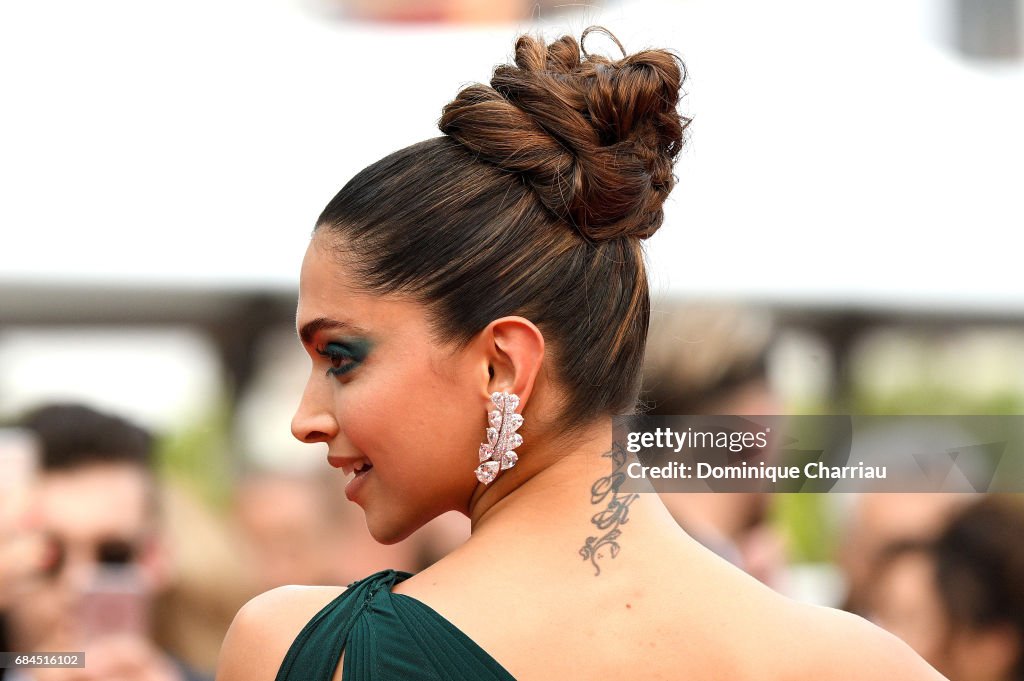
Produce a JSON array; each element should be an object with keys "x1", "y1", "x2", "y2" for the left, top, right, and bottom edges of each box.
[{"x1": 315, "y1": 341, "x2": 366, "y2": 378}]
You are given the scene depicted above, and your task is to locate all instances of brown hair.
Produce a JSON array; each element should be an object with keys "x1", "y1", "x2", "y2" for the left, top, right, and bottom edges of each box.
[
  {"x1": 19, "y1": 403, "x2": 154, "y2": 472},
  {"x1": 315, "y1": 28, "x2": 689, "y2": 428},
  {"x1": 934, "y1": 495, "x2": 1024, "y2": 680}
]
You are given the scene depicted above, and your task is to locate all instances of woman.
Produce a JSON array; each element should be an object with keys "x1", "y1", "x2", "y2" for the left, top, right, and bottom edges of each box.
[{"x1": 216, "y1": 28, "x2": 945, "y2": 680}]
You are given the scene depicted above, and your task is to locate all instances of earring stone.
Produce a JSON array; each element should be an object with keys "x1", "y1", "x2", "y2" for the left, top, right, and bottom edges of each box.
[{"x1": 475, "y1": 390, "x2": 523, "y2": 485}]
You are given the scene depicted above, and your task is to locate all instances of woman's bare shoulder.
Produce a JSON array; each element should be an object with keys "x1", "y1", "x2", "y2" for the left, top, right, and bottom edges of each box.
[
  {"x1": 215, "y1": 584, "x2": 347, "y2": 681},
  {"x1": 765, "y1": 601, "x2": 948, "y2": 681},
  {"x1": 678, "y1": 561, "x2": 943, "y2": 680}
]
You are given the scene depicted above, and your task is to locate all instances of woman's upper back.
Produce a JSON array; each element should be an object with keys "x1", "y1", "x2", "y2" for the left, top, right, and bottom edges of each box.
[{"x1": 216, "y1": 530, "x2": 945, "y2": 681}]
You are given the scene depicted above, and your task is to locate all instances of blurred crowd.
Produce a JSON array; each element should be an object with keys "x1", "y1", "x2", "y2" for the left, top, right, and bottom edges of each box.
[
  {"x1": 643, "y1": 305, "x2": 1024, "y2": 681},
  {"x1": 0, "y1": 406, "x2": 467, "y2": 680},
  {"x1": 1, "y1": 304, "x2": 1022, "y2": 681}
]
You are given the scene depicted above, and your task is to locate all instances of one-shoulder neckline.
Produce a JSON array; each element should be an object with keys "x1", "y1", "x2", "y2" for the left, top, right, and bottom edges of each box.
[{"x1": 361, "y1": 569, "x2": 518, "y2": 681}]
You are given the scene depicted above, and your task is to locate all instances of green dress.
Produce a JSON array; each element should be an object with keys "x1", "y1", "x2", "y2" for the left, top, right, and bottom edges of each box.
[{"x1": 275, "y1": 569, "x2": 517, "y2": 681}]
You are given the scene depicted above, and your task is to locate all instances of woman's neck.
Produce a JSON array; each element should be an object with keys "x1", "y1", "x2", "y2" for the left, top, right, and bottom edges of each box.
[{"x1": 464, "y1": 418, "x2": 688, "y2": 574}]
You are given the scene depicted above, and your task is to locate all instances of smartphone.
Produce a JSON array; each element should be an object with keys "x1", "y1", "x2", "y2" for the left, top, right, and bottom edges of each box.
[{"x1": 79, "y1": 563, "x2": 150, "y2": 641}]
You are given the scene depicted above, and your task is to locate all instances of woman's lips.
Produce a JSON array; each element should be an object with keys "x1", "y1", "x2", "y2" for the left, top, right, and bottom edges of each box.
[
  {"x1": 326, "y1": 455, "x2": 372, "y2": 476},
  {"x1": 345, "y1": 465, "x2": 372, "y2": 502},
  {"x1": 326, "y1": 456, "x2": 373, "y2": 502}
]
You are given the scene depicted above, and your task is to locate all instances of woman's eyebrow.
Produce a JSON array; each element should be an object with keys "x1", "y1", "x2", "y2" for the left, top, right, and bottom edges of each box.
[{"x1": 298, "y1": 317, "x2": 370, "y2": 344}]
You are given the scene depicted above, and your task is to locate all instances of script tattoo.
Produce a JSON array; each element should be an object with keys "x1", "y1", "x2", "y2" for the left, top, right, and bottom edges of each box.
[{"x1": 579, "y1": 442, "x2": 639, "y2": 576}]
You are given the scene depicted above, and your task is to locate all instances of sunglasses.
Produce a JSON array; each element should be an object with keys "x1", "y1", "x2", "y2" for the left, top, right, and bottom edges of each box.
[{"x1": 39, "y1": 534, "x2": 143, "y2": 580}]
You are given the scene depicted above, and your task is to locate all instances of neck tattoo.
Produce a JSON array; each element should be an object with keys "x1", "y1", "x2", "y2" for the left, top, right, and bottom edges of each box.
[{"x1": 579, "y1": 442, "x2": 639, "y2": 576}]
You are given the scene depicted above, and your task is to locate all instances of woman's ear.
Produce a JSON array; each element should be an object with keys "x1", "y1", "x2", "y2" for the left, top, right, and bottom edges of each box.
[{"x1": 478, "y1": 316, "x2": 544, "y2": 407}]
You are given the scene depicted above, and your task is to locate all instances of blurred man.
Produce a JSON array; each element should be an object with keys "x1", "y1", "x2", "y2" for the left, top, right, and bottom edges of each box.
[
  {"x1": 233, "y1": 472, "x2": 358, "y2": 591},
  {"x1": 4, "y1": 404, "x2": 208, "y2": 681},
  {"x1": 870, "y1": 495, "x2": 1024, "y2": 681},
  {"x1": 233, "y1": 470, "x2": 470, "y2": 592},
  {"x1": 835, "y1": 492, "x2": 968, "y2": 616},
  {"x1": 643, "y1": 303, "x2": 788, "y2": 589}
]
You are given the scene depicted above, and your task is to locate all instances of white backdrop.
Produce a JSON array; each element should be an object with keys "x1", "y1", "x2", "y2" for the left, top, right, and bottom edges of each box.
[{"x1": 2, "y1": 0, "x2": 1022, "y2": 311}]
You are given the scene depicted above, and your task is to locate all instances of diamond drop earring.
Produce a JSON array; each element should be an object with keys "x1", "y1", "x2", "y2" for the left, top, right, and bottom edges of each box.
[{"x1": 474, "y1": 390, "x2": 524, "y2": 485}]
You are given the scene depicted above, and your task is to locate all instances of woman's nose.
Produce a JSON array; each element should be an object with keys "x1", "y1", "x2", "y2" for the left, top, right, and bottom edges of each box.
[{"x1": 290, "y1": 375, "x2": 338, "y2": 444}]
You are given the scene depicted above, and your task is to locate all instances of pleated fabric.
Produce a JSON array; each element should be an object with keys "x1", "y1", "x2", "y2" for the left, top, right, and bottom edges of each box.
[{"x1": 275, "y1": 569, "x2": 517, "y2": 681}]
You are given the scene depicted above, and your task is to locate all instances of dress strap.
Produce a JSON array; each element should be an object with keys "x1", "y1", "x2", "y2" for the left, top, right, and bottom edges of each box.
[{"x1": 274, "y1": 570, "x2": 412, "y2": 681}]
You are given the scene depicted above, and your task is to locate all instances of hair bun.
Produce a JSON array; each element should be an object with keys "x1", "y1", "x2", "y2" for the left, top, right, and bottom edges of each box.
[{"x1": 439, "y1": 27, "x2": 688, "y2": 241}]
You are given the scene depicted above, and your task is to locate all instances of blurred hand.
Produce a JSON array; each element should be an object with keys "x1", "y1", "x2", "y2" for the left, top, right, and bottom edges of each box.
[
  {"x1": 740, "y1": 524, "x2": 789, "y2": 590},
  {"x1": 0, "y1": 507, "x2": 48, "y2": 608},
  {"x1": 29, "y1": 634, "x2": 186, "y2": 681}
]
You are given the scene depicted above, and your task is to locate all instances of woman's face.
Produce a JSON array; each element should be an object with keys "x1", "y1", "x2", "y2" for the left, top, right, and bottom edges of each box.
[{"x1": 291, "y1": 235, "x2": 488, "y2": 543}]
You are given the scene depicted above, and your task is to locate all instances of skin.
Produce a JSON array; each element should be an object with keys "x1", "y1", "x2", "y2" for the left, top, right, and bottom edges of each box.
[
  {"x1": 658, "y1": 380, "x2": 787, "y2": 587},
  {"x1": 217, "y1": 234, "x2": 949, "y2": 681}
]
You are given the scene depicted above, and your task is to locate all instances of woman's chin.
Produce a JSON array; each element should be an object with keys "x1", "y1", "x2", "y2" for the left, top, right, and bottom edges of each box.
[{"x1": 364, "y1": 514, "x2": 422, "y2": 546}]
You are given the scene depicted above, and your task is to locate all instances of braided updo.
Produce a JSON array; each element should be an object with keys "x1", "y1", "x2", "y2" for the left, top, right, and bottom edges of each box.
[
  {"x1": 316, "y1": 29, "x2": 689, "y2": 427},
  {"x1": 441, "y1": 29, "x2": 686, "y2": 241}
]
